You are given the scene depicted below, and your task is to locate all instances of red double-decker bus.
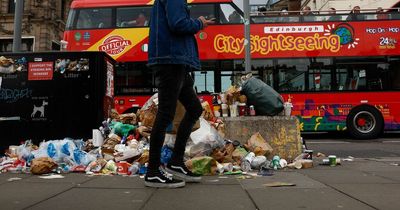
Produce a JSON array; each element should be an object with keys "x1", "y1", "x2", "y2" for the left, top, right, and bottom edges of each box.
[{"x1": 64, "y1": 0, "x2": 400, "y2": 139}]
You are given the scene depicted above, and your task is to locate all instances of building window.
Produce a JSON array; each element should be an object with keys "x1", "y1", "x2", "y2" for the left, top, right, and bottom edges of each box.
[
  {"x1": 61, "y1": 0, "x2": 66, "y2": 20},
  {"x1": 8, "y1": 0, "x2": 24, "y2": 14},
  {"x1": 52, "y1": 41, "x2": 60, "y2": 51},
  {"x1": 8, "y1": 0, "x2": 15, "y2": 13},
  {"x1": 0, "y1": 38, "x2": 34, "y2": 52}
]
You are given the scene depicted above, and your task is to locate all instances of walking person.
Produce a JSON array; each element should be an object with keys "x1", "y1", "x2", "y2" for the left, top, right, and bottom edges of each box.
[{"x1": 145, "y1": 0, "x2": 214, "y2": 188}]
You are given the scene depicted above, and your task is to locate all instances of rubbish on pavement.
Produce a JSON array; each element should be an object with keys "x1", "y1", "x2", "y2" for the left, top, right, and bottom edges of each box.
[
  {"x1": 287, "y1": 161, "x2": 302, "y2": 169},
  {"x1": 160, "y1": 146, "x2": 172, "y2": 165},
  {"x1": 343, "y1": 156, "x2": 354, "y2": 161},
  {"x1": 263, "y1": 182, "x2": 296, "y2": 187},
  {"x1": 116, "y1": 161, "x2": 130, "y2": 175},
  {"x1": 136, "y1": 150, "x2": 149, "y2": 165},
  {"x1": 92, "y1": 129, "x2": 104, "y2": 147},
  {"x1": 300, "y1": 159, "x2": 313, "y2": 169},
  {"x1": 224, "y1": 170, "x2": 242, "y2": 175},
  {"x1": 39, "y1": 174, "x2": 65, "y2": 179},
  {"x1": 216, "y1": 162, "x2": 224, "y2": 174},
  {"x1": 201, "y1": 101, "x2": 214, "y2": 122},
  {"x1": 390, "y1": 163, "x2": 399, "y2": 166},
  {"x1": 232, "y1": 146, "x2": 249, "y2": 163},
  {"x1": 190, "y1": 118, "x2": 224, "y2": 148},
  {"x1": 303, "y1": 150, "x2": 313, "y2": 160},
  {"x1": 240, "y1": 159, "x2": 251, "y2": 172},
  {"x1": 279, "y1": 159, "x2": 288, "y2": 168},
  {"x1": 186, "y1": 156, "x2": 217, "y2": 175},
  {"x1": 270, "y1": 155, "x2": 281, "y2": 170},
  {"x1": 328, "y1": 155, "x2": 337, "y2": 166},
  {"x1": 236, "y1": 175, "x2": 254, "y2": 179},
  {"x1": 222, "y1": 163, "x2": 233, "y2": 172},
  {"x1": 244, "y1": 132, "x2": 273, "y2": 156},
  {"x1": 102, "y1": 160, "x2": 117, "y2": 174},
  {"x1": 258, "y1": 166, "x2": 273, "y2": 176},
  {"x1": 316, "y1": 152, "x2": 326, "y2": 157},
  {"x1": 0, "y1": 87, "x2": 324, "y2": 178},
  {"x1": 7, "y1": 177, "x2": 22, "y2": 182},
  {"x1": 321, "y1": 159, "x2": 330, "y2": 165},
  {"x1": 128, "y1": 162, "x2": 140, "y2": 175},
  {"x1": 251, "y1": 156, "x2": 267, "y2": 169},
  {"x1": 30, "y1": 157, "x2": 58, "y2": 175},
  {"x1": 241, "y1": 152, "x2": 255, "y2": 172}
]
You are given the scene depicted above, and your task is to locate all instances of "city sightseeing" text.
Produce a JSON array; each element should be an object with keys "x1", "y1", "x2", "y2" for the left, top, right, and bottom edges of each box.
[{"x1": 214, "y1": 33, "x2": 341, "y2": 55}]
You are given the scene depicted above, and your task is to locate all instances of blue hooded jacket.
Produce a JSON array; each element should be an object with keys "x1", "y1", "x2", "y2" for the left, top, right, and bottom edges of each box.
[{"x1": 148, "y1": 0, "x2": 204, "y2": 70}]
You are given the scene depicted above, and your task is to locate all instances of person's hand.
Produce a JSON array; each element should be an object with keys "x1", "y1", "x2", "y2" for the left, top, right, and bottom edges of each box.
[
  {"x1": 137, "y1": 126, "x2": 151, "y2": 137},
  {"x1": 198, "y1": 16, "x2": 215, "y2": 29}
]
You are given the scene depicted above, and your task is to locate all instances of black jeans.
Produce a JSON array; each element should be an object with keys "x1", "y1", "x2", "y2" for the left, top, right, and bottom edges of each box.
[{"x1": 147, "y1": 64, "x2": 203, "y2": 172}]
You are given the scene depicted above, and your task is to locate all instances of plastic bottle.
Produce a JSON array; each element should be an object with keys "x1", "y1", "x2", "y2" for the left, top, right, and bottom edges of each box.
[
  {"x1": 128, "y1": 162, "x2": 140, "y2": 175},
  {"x1": 249, "y1": 105, "x2": 256, "y2": 116},
  {"x1": 221, "y1": 104, "x2": 229, "y2": 117}
]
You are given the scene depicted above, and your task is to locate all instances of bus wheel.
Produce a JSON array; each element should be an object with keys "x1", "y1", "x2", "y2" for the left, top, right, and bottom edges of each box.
[{"x1": 347, "y1": 106, "x2": 383, "y2": 139}]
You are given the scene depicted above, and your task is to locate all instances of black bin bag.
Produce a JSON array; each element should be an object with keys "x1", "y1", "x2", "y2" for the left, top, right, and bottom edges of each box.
[{"x1": 241, "y1": 77, "x2": 284, "y2": 116}]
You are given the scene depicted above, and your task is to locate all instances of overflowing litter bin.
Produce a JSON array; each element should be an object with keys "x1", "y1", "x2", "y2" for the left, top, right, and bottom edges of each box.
[{"x1": 0, "y1": 51, "x2": 115, "y2": 151}]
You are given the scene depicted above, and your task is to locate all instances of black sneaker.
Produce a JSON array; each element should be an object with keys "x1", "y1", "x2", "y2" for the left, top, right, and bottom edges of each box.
[
  {"x1": 145, "y1": 168, "x2": 185, "y2": 188},
  {"x1": 165, "y1": 162, "x2": 202, "y2": 183}
]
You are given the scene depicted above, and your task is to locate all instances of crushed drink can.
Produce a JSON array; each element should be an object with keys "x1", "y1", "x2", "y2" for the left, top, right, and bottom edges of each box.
[
  {"x1": 117, "y1": 161, "x2": 129, "y2": 175},
  {"x1": 240, "y1": 160, "x2": 251, "y2": 172}
]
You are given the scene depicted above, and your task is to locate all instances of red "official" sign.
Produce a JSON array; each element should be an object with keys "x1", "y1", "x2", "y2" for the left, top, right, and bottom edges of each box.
[{"x1": 28, "y1": 62, "x2": 53, "y2": 81}]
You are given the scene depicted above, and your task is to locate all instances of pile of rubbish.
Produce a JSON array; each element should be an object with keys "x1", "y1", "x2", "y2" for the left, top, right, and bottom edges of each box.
[
  {"x1": 0, "y1": 77, "x2": 341, "y2": 176},
  {"x1": 0, "y1": 92, "x2": 326, "y2": 177}
]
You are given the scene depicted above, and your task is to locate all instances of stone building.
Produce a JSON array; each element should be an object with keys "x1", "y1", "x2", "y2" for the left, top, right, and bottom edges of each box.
[{"x1": 0, "y1": 0, "x2": 72, "y2": 52}]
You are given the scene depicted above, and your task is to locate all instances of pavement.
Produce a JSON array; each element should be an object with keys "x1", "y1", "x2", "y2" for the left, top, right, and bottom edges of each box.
[{"x1": 1, "y1": 156, "x2": 400, "y2": 210}]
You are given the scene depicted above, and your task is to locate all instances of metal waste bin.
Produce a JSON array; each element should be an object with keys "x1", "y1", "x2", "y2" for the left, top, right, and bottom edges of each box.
[{"x1": 0, "y1": 51, "x2": 115, "y2": 151}]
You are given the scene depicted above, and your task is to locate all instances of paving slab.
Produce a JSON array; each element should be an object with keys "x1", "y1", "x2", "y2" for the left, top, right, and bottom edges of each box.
[
  {"x1": 298, "y1": 168, "x2": 395, "y2": 184},
  {"x1": 201, "y1": 175, "x2": 240, "y2": 185},
  {"x1": 0, "y1": 173, "x2": 32, "y2": 185},
  {"x1": 331, "y1": 183, "x2": 400, "y2": 210},
  {"x1": 0, "y1": 181, "x2": 74, "y2": 209},
  {"x1": 78, "y1": 175, "x2": 146, "y2": 189},
  {"x1": 367, "y1": 171, "x2": 400, "y2": 182},
  {"x1": 29, "y1": 188, "x2": 154, "y2": 210},
  {"x1": 248, "y1": 187, "x2": 375, "y2": 210},
  {"x1": 142, "y1": 184, "x2": 256, "y2": 210},
  {"x1": 22, "y1": 173, "x2": 94, "y2": 184},
  {"x1": 349, "y1": 160, "x2": 400, "y2": 172},
  {"x1": 239, "y1": 171, "x2": 326, "y2": 189}
]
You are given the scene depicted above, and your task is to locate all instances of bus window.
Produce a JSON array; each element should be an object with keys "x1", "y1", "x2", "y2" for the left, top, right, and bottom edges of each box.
[
  {"x1": 336, "y1": 58, "x2": 394, "y2": 91},
  {"x1": 116, "y1": 7, "x2": 151, "y2": 28},
  {"x1": 115, "y1": 62, "x2": 155, "y2": 95},
  {"x1": 193, "y1": 61, "x2": 216, "y2": 93},
  {"x1": 75, "y1": 8, "x2": 112, "y2": 29},
  {"x1": 389, "y1": 58, "x2": 400, "y2": 89},
  {"x1": 219, "y1": 4, "x2": 243, "y2": 24},
  {"x1": 189, "y1": 4, "x2": 216, "y2": 22},
  {"x1": 308, "y1": 59, "x2": 333, "y2": 91},
  {"x1": 277, "y1": 59, "x2": 307, "y2": 92},
  {"x1": 66, "y1": 9, "x2": 76, "y2": 30},
  {"x1": 194, "y1": 71, "x2": 215, "y2": 93},
  {"x1": 252, "y1": 59, "x2": 274, "y2": 87},
  {"x1": 220, "y1": 60, "x2": 250, "y2": 91}
]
